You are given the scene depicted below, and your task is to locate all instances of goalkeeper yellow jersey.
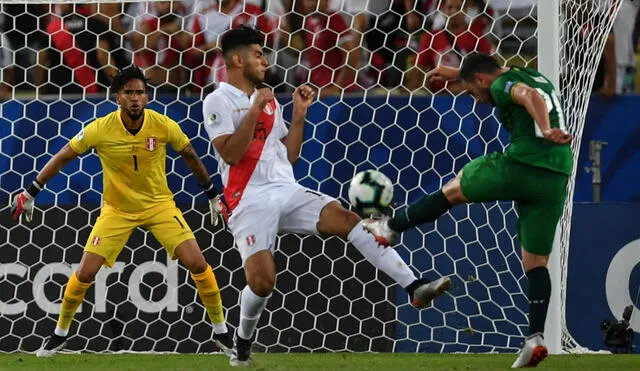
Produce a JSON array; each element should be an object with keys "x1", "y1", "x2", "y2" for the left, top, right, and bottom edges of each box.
[{"x1": 69, "y1": 109, "x2": 190, "y2": 213}]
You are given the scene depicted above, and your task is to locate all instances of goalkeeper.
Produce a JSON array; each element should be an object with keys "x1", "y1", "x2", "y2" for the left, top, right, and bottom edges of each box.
[
  {"x1": 10, "y1": 66, "x2": 233, "y2": 357},
  {"x1": 364, "y1": 53, "x2": 573, "y2": 368}
]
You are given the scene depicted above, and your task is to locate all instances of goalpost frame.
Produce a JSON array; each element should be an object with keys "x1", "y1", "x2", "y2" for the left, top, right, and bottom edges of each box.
[{"x1": 537, "y1": 0, "x2": 562, "y2": 355}]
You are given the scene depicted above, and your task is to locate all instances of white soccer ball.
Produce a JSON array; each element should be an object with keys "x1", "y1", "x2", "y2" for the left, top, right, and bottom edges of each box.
[{"x1": 348, "y1": 170, "x2": 394, "y2": 215}]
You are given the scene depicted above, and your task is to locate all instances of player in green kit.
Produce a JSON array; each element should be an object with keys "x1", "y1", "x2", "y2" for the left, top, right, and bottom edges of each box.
[{"x1": 363, "y1": 53, "x2": 573, "y2": 368}]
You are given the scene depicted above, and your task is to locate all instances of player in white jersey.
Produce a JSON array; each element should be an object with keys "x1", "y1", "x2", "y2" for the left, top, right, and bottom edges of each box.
[{"x1": 202, "y1": 26, "x2": 451, "y2": 367}]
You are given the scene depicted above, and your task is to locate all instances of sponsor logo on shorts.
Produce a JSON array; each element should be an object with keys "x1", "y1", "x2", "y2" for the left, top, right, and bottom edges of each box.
[
  {"x1": 246, "y1": 235, "x2": 256, "y2": 246},
  {"x1": 146, "y1": 137, "x2": 157, "y2": 151},
  {"x1": 92, "y1": 236, "x2": 101, "y2": 246}
]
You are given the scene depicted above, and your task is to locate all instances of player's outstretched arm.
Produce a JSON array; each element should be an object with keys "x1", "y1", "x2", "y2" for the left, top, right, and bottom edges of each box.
[
  {"x1": 282, "y1": 85, "x2": 315, "y2": 164},
  {"x1": 11, "y1": 144, "x2": 79, "y2": 222},
  {"x1": 511, "y1": 83, "x2": 572, "y2": 144},
  {"x1": 178, "y1": 143, "x2": 225, "y2": 227}
]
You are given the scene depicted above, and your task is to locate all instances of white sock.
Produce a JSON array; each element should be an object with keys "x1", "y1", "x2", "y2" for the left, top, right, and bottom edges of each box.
[
  {"x1": 213, "y1": 323, "x2": 228, "y2": 335},
  {"x1": 237, "y1": 286, "x2": 270, "y2": 340},
  {"x1": 348, "y1": 221, "x2": 417, "y2": 288},
  {"x1": 54, "y1": 327, "x2": 69, "y2": 337}
]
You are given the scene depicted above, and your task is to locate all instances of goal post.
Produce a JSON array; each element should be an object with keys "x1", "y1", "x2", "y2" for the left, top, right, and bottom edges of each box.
[
  {"x1": 539, "y1": 0, "x2": 624, "y2": 354},
  {"x1": 537, "y1": 0, "x2": 562, "y2": 355}
]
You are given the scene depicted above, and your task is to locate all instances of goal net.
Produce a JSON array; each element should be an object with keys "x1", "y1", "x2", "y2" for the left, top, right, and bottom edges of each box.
[{"x1": 0, "y1": 0, "x2": 621, "y2": 354}]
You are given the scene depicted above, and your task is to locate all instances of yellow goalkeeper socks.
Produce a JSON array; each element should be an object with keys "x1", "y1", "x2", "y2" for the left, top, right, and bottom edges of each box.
[
  {"x1": 55, "y1": 272, "x2": 93, "y2": 337},
  {"x1": 191, "y1": 265, "x2": 228, "y2": 334}
]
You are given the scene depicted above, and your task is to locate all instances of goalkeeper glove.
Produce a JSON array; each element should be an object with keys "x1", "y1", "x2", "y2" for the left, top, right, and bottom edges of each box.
[
  {"x1": 11, "y1": 180, "x2": 43, "y2": 223},
  {"x1": 200, "y1": 181, "x2": 227, "y2": 228}
]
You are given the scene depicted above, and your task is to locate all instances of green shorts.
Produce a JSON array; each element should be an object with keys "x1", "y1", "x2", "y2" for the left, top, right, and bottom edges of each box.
[{"x1": 460, "y1": 152, "x2": 569, "y2": 256}]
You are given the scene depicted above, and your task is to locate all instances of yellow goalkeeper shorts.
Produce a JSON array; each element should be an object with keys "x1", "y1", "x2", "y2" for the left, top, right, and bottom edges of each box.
[{"x1": 84, "y1": 200, "x2": 195, "y2": 267}]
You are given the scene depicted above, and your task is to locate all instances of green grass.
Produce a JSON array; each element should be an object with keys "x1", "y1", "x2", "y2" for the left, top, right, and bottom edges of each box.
[{"x1": 1, "y1": 353, "x2": 638, "y2": 371}]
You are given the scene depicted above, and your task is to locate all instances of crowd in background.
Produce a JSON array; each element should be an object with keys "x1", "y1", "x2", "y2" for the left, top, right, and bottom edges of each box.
[{"x1": 0, "y1": 0, "x2": 637, "y2": 99}]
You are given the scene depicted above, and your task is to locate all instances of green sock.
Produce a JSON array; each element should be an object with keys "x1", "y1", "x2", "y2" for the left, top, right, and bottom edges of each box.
[
  {"x1": 388, "y1": 190, "x2": 453, "y2": 232},
  {"x1": 526, "y1": 266, "x2": 551, "y2": 335}
]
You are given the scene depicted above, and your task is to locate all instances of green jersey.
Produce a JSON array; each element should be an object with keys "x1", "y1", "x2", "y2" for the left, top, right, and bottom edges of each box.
[{"x1": 490, "y1": 67, "x2": 573, "y2": 175}]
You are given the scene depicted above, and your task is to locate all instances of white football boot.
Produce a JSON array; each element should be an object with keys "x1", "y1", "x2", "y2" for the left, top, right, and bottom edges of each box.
[
  {"x1": 511, "y1": 333, "x2": 548, "y2": 368},
  {"x1": 361, "y1": 215, "x2": 397, "y2": 246}
]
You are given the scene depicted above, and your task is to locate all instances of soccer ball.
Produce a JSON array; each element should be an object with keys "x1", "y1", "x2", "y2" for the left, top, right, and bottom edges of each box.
[{"x1": 348, "y1": 170, "x2": 394, "y2": 215}]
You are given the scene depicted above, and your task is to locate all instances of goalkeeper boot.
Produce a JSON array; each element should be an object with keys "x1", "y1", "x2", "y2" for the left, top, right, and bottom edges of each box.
[
  {"x1": 511, "y1": 333, "x2": 548, "y2": 368},
  {"x1": 213, "y1": 332, "x2": 234, "y2": 357},
  {"x1": 230, "y1": 333, "x2": 254, "y2": 367},
  {"x1": 36, "y1": 334, "x2": 68, "y2": 358},
  {"x1": 409, "y1": 277, "x2": 451, "y2": 309},
  {"x1": 362, "y1": 215, "x2": 397, "y2": 246}
]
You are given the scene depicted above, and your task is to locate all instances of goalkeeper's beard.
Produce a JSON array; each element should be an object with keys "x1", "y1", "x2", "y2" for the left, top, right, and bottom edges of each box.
[{"x1": 125, "y1": 108, "x2": 144, "y2": 122}]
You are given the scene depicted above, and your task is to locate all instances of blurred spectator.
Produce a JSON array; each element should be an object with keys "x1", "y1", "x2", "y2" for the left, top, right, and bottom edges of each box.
[
  {"x1": 39, "y1": 4, "x2": 130, "y2": 95},
  {"x1": 366, "y1": 0, "x2": 424, "y2": 88},
  {"x1": 0, "y1": 4, "x2": 48, "y2": 92},
  {"x1": 0, "y1": 33, "x2": 13, "y2": 99},
  {"x1": 185, "y1": 0, "x2": 277, "y2": 91},
  {"x1": 133, "y1": 1, "x2": 187, "y2": 90},
  {"x1": 425, "y1": 0, "x2": 497, "y2": 38},
  {"x1": 592, "y1": 31, "x2": 617, "y2": 98},
  {"x1": 406, "y1": 0, "x2": 494, "y2": 93},
  {"x1": 613, "y1": 0, "x2": 639, "y2": 94},
  {"x1": 299, "y1": 0, "x2": 360, "y2": 95},
  {"x1": 329, "y1": 0, "x2": 372, "y2": 88}
]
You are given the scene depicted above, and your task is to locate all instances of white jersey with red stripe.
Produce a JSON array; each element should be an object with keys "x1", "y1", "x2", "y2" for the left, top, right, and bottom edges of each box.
[{"x1": 202, "y1": 82, "x2": 296, "y2": 211}]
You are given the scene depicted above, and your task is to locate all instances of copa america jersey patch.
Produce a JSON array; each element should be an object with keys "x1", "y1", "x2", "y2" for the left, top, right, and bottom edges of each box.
[{"x1": 146, "y1": 137, "x2": 157, "y2": 151}]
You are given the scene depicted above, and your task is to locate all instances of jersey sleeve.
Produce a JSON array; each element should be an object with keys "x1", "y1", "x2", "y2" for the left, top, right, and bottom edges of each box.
[
  {"x1": 202, "y1": 94, "x2": 235, "y2": 141},
  {"x1": 166, "y1": 119, "x2": 190, "y2": 152},
  {"x1": 68, "y1": 120, "x2": 99, "y2": 154},
  {"x1": 490, "y1": 76, "x2": 520, "y2": 109}
]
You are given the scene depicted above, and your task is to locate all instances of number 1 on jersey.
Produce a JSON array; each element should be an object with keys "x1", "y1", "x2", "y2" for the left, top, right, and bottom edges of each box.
[{"x1": 133, "y1": 155, "x2": 138, "y2": 171}]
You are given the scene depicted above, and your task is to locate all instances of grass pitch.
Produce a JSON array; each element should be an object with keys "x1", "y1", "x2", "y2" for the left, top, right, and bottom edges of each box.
[{"x1": 0, "y1": 353, "x2": 638, "y2": 370}]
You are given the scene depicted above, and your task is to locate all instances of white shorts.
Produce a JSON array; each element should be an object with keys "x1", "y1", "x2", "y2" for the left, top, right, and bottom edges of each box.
[{"x1": 227, "y1": 183, "x2": 336, "y2": 264}]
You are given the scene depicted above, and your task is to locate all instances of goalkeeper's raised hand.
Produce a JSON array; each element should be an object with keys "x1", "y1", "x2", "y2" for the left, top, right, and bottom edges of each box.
[{"x1": 11, "y1": 180, "x2": 43, "y2": 223}]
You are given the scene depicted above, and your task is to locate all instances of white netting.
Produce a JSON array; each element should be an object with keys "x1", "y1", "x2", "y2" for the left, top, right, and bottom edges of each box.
[
  {"x1": 0, "y1": 0, "x2": 620, "y2": 354},
  {"x1": 558, "y1": 0, "x2": 622, "y2": 351}
]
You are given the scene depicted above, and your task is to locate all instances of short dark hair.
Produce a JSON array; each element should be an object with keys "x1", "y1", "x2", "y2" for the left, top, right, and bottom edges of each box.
[
  {"x1": 111, "y1": 65, "x2": 149, "y2": 94},
  {"x1": 459, "y1": 53, "x2": 500, "y2": 82},
  {"x1": 221, "y1": 25, "x2": 264, "y2": 57}
]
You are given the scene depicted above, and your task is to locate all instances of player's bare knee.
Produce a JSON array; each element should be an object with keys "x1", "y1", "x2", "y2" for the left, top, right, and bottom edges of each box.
[
  {"x1": 342, "y1": 209, "x2": 361, "y2": 230},
  {"x1": 186, "y1": 258, "x2": 208, "y2": 275},
  {"x1": 522, "y1": 249, "x2": 549, "y2": 271},
  {"x1": 248, "y1": 273, "x2": 275, "y2": 297},
  {"x1": 75, "y1": 269, "x2": 97, "y2": 284},
  {"x1": 317, "y1": 202, "x2": 359, "y2": 237}
]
